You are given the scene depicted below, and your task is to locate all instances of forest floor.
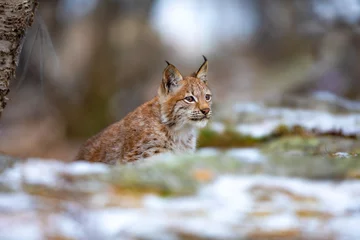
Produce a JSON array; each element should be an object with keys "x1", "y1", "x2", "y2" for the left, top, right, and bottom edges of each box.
[{"x1": 1, "y1": 91, "x2": 360, "y2": 240}]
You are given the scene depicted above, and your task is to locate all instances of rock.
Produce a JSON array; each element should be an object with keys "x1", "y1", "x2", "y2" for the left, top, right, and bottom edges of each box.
[{"x1": 0, "y1": 155, "x2": 360, "y2": 239}]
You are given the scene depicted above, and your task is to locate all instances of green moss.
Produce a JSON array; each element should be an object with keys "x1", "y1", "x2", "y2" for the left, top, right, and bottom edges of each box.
[
  {"x1": 262, "y1": 135, "x2": 360, "y2": 155},
  {"x1": 262, "y1": 136, "x2": 321, "y2": 153},
  {"x1": 272, "y1": 124, "x2": 308, "y2": 137},
  {"x1": 106, "y1": 154, "x2": 250, "y2": 196},
  {"x1": 265, "y1": 153, "x2": 360, "y2": 179},
  {"x1": 198, "y1": 121, "x2": 360, "y2": 151},
  {"x1": 198, "y1": 127, "x2": 264, "y2": 148},
  {"x1": 259, "y1": 135, "x2": 360, "y2": 179}
]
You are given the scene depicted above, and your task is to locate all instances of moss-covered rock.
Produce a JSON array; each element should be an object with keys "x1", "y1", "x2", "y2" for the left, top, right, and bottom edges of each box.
[
  {"x1": 107, "y1": 153, "x2": 250, "y2": 196},
  {"x1": 262, "y1": 135, "x2": 360, "y2": 155},
  {"x1": 264, "y1": 153, "x2": 360, "y2": 179},
  {"x1": 1, "y1": 154, "x2": 360, "y2": 240},
  {"x1": 198, "y1": 127, "x2": 265, "y2": 148}
]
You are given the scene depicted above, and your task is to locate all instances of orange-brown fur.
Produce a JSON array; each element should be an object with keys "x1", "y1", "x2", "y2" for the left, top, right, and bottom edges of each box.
[{"x1": 76, "y1": 57, "x2": 212, "y2": 164}]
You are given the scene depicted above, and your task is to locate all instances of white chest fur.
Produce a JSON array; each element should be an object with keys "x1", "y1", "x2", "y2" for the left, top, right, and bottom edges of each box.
[{"x1": 169, "y1": 127, "x2": 197, "y2": 153}]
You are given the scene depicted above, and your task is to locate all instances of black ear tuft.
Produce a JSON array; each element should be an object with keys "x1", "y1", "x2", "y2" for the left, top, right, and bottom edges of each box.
[
  {"x1": 165, "y1": 60, "x2": 170, "y2": 66},
  {"x1": 196, "y1": 55, "x2": 208, "y2": 82}
]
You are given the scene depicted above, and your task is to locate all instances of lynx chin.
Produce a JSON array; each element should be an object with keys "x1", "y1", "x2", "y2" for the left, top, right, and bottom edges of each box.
[{"x1": 76, "y1": 56, "x2": 212, "y2": 164}]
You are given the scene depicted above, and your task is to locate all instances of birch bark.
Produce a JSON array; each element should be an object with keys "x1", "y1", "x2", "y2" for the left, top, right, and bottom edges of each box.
[{"x1": 0, "y1": 0, "x2": 38, "y2": 118}]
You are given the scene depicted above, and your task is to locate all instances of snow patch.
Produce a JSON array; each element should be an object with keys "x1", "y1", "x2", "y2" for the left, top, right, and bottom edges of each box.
[
  {"x1": 65, "y1": 161, "x2": 108, "y2": 175},
  {"x1": 234, "y1": 103, "x2": 360, "y2": 137},
  {"x1": 196, "y1": 148, "x2": 219, "y2": 157},
  {"x1": 225, "y1": 148, "x2": 266, "y2": 163},
  {"x1": 1, "y1": 159, "x2": 360, "y2": 239},
  {"x1": 209, "y1": 122, "x2": 225, "y2": 133},
  {"x1": 0, "y1": 159, "x2": 110, "y2": 190},
  {"x1": 0, "y1": 193, "x2": 34, "y2": 212}
]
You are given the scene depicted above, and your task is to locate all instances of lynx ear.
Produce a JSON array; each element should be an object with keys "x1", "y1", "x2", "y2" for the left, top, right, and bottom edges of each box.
[
  {"x1": 196, "y1": 55, "x2": 208, "y2": 82},
  {"x1": 161, "y1": 61, "x2": 183, "y2": 94}
]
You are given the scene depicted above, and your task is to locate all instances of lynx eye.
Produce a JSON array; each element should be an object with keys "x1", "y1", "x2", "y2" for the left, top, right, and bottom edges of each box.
[
  {"x1": 205, "y1": 94, "x2": 212, "y2": 101},
  {"x1": 184, "y1": 96, "x2": 195, "y2": 103}
]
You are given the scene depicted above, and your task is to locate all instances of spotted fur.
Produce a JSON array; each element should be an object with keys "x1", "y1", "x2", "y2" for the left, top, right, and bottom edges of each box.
[{"x1": 76, "y1": 57, "x2": 212, "y2": 164}]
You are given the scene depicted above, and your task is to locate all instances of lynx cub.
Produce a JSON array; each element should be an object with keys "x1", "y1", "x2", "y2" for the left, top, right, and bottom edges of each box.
[{"x1": 76, "y1": 56, "x2": 212, "y2": 164}]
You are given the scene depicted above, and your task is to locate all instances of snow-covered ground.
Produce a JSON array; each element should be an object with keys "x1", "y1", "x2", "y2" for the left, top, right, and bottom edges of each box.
[
  {"x1": 1, "y1": 98, "x2": 360, "y2": 239},
  {"x1": 209, "y1": 101, "x2": 360, "y2": 138},
  {"x1": 1, "y1": 158, "x2": 360, "y2": 240}
]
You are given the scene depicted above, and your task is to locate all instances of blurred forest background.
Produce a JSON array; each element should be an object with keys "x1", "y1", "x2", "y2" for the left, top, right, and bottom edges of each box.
[{"x1": 1, "y1": 0, "x2": 360, "y2": 160}]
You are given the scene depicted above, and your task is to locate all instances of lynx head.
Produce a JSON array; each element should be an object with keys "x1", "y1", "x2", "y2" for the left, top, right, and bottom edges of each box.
[{"x1": 158, "y1": 56, "x2": 212, "y2": 130}]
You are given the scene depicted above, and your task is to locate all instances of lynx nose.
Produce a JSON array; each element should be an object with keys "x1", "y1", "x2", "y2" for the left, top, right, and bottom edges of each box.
[{"x1": 200, "y1": 108, "x2": 210, "y2": 115}]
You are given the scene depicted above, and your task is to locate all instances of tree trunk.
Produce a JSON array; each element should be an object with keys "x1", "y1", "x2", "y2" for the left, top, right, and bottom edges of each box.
[{"x1": 0, "y1": 0, "x2": 38, "y2": 118}]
